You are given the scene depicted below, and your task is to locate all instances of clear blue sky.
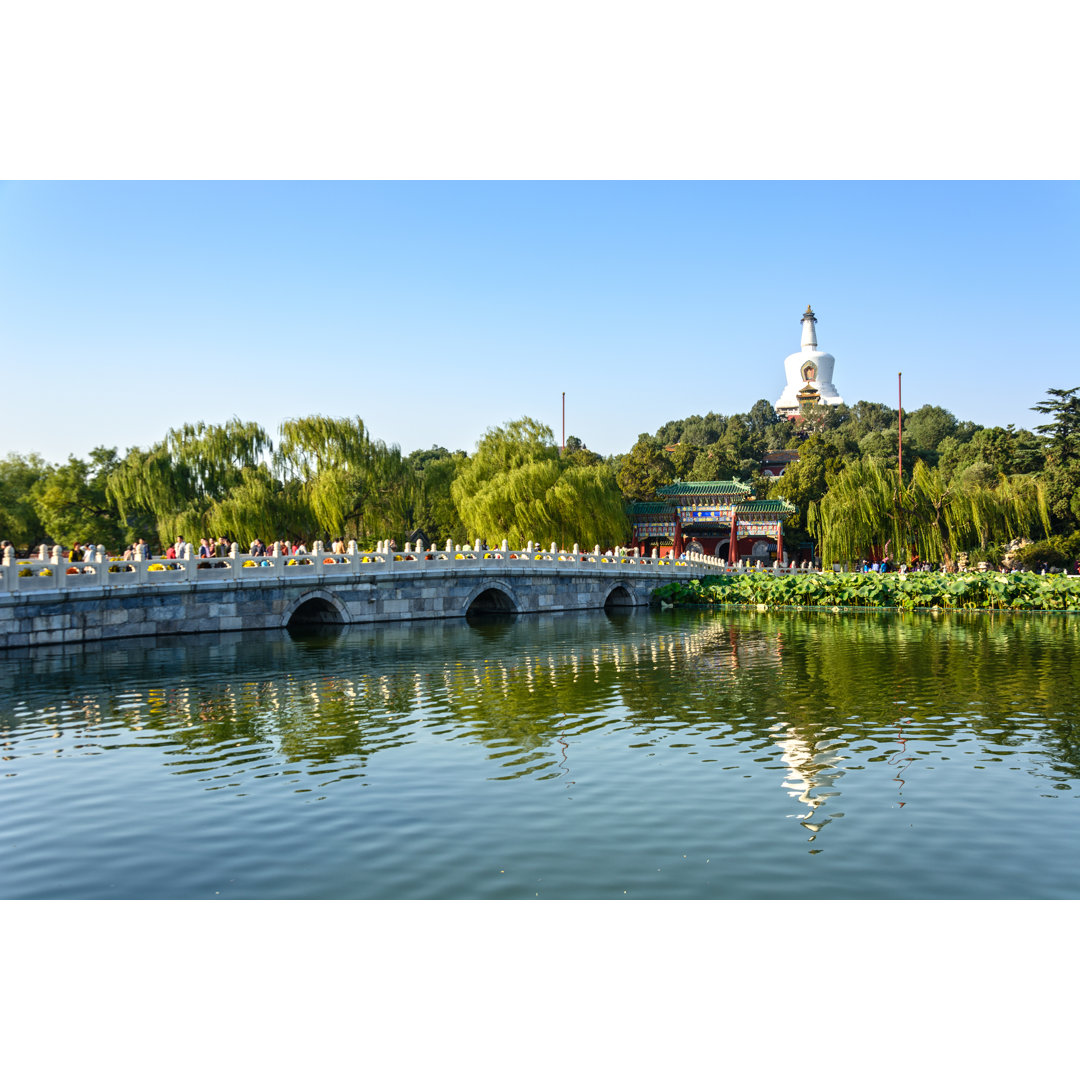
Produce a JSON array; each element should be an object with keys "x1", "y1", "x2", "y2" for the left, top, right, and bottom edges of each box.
[{"x1": 2, "y1": 180, "x2": 1076, "y2": 464}]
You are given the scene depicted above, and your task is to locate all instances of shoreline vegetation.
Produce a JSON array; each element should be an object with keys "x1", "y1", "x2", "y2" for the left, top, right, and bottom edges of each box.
[
  {"x1": 2, "y1": 387, "x2": 1078, "y2": 574},
  {"x1": 652, "y1": 569, "x2": 1080, "y2": 612}
]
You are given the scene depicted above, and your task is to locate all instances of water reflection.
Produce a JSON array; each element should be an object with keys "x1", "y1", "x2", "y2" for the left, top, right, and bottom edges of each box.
[{"x1": 2, "y1": 610, "x2": 1079, "y2": 840}]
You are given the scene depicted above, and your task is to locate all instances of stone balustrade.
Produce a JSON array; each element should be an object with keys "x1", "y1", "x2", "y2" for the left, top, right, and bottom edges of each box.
[
  {"x1": 0, "y1": 537, "x2": 829, "y2": 649},
  {"x1": 2, "y1": 544, "x2": 656, "y2": 596},
  {"x1": 0, "y1": 537, "x2": 820, "y2": 597}
]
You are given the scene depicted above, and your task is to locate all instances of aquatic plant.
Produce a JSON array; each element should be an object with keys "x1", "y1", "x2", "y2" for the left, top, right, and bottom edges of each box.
[{"x1": 653, "y1": 570, "x2": 1080, "y2": 612}]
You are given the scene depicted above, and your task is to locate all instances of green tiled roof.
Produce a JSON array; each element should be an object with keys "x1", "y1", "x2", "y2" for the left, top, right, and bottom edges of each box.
[
  {"x1": 627, "y1": 502, "x2": 673, "y2": 515},
  {"x1": 732, "y1": 499, "x2": 795, "y2": 514},
  {"x1": 656, "y1": 481, "x2": 751, "y2": 496}
]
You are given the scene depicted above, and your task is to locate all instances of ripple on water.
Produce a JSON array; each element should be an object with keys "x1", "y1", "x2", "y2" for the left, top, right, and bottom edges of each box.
[{"x1": 2, "y1": 611, "x2": 1080, "y2": 898}]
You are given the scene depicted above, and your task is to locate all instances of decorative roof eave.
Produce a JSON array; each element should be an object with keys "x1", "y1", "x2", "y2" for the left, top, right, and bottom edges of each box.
[
  {"x1": 732, "y1": 499, "x2": 796, "y2": 516},
  {"x1": 626, "y1": 501, "x2": 673, "y2": 516},
  {"x1": 656, "y1": 480, "x2": 752, "y2": 497}
]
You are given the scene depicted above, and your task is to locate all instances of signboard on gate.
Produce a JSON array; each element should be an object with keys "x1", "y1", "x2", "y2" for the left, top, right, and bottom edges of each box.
[
  {"x1": 679, "y1": 508, "x2": 731, "y2": 525},
  {"x1": 736, "y1": 521, "x2": 780, "y2": 539}
]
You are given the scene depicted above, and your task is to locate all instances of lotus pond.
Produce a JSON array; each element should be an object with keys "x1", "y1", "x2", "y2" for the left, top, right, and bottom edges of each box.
[{"x1": 653, "y1": 569, "x2": 1080, "y2": 610}]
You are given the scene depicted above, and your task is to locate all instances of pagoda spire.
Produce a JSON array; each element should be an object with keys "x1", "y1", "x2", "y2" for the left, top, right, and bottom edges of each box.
[{"x1": 801, "y1": 305, "x2": 818, "y2": 350}]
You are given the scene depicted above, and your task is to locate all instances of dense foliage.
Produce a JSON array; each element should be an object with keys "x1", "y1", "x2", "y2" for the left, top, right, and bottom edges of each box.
[
  {"x1": 806, "y1": 457, "x2": 1048, "y2": 570},
  {"x1": 653, "y1": 570, "x2": 1080, "y2": 611},
  {"x1": 619, "y1": 389, "x2": 1079, "y2": 570},
  {"x1": 1, "y1": 415, "x2": 622, "y2": 554},
  {"x1": 451, "y1": 419, "x2": 626, "y2": 550},
  {"x1": 2, "y1": 386, "x2": 1078, "y2": 564}
]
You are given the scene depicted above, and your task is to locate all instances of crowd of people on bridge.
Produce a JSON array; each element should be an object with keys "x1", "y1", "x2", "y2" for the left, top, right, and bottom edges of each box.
[
  {"x1": 0, "y1": 535, "x2": 314, "y2": 565},
  {"x1": 5, "y1": 536, "x2": 1079, "y2": 576}
]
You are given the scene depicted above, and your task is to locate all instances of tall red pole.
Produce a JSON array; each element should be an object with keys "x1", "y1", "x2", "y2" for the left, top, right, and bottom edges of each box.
[
  {"x1": 561, "y1": 391, "x2": 565, "y2": 454},
  {"x1": 898, "y1": 372, "x2": 903, "y2": 485},
  {"x1": 898, "y1": 372, "x2": 903, "y2": 562}
]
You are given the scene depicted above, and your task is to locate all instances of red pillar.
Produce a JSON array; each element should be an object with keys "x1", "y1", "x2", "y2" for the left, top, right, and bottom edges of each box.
[
  {"x1": 729, "y1": 512, "x2": 738, "y2": 562},
  {"x1": 776, "y1": 523, "x2": 783, "y2": 566}
]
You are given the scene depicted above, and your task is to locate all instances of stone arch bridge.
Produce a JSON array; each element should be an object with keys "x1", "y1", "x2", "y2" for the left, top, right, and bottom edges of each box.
[{"x1": 0, "y1": 548, "x2": 719, "y2": 649}]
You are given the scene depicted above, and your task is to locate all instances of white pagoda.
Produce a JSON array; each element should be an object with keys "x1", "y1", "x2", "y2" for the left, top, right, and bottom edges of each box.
[{"x1": 774, "y1": 306, "x2": 844, "y2": 417}]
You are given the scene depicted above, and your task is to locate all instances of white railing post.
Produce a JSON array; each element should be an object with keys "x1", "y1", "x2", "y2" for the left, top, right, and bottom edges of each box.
[{"x1": 1, "y1": 543, "x2": 14, "y2": 592}]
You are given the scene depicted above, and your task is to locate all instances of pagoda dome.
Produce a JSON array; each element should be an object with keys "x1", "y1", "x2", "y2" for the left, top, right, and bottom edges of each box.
[{"x1": 775, "y1": 306, "x2": 844, "y2": 416}]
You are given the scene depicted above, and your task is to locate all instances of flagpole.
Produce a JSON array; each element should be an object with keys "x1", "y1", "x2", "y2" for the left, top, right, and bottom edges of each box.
[{"x1": 898, "y1": 372, "x2": 903, "y2": 561}]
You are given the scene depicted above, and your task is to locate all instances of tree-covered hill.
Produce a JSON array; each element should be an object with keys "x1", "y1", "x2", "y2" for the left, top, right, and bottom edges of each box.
[{"x1": 2, "y1": 387, "x2": 1077, "y2": 567}]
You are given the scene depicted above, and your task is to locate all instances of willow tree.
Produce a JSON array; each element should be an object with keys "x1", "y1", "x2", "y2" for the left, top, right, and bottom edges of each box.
[
  {"x1": 205, "y1": 467, "x2": 315, "y2": 546},
  {"x1": 808, "y1": 457, "x2": 900, "y2": 566},
  {"x1": 810, "y1": 456, "x2": 1049, "y2": 569},
  {"x1": 107, "y1": 419, "x2": 272, "y2": 546},
  {"x1": 543, "y1": 464, "x2": 628, "y2": 550},
  {"x1": 452, "y1": 418, "x2": 627, "y2": 549},
  {"x1": 276, "y1": 416, "x2": 414, "y2": 543},
  {"x1": 906, "y1": 461, "x2": 1048, "y2": 568}
]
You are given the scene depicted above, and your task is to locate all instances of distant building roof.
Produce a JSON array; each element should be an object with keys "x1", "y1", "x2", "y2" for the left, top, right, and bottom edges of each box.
[
  {"x1": 762, "y1": 450, "x2": 800, "y2": 464},
  {"x1": 733, "y1": 499, "x2": 796, "y2": 515},
  {"x1": 656, "y1": 481, "x2": 752, "y2": 496}
]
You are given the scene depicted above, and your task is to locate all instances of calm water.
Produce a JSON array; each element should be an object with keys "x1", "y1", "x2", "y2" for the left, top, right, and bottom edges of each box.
[{"x1": 2, "y1": 608, "x2": 1078, "y2": 899}]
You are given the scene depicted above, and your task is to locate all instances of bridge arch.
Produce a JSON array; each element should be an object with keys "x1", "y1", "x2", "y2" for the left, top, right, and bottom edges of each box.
[
  {"x1": 463, "y1": 579, "x2": 520, "y2": 616},
  {"x1": 603, "y1": 580, "x2": 640, "y2": 609},
  {"x1": 282, "y1": 589, "x2": 351, "y2": 628}
]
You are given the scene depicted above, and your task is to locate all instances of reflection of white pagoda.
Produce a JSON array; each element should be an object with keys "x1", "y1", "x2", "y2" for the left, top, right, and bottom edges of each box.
[
  {"x1": 775, "y1": 306, "x2": 844, "y2": 417},
  {"x1": 773, "y1": 724, "x2": 844, "y2": 835}
]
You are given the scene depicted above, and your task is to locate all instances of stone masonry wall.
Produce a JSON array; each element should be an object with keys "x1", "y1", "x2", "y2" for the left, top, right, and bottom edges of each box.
[{"x1": 0, "y1": 564, "x2": 672, "y2": 649}]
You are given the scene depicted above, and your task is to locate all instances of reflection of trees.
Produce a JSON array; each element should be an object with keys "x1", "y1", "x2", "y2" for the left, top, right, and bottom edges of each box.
[{"x1": 2, "y1": 609, "x2": 1078, "y2": 803}]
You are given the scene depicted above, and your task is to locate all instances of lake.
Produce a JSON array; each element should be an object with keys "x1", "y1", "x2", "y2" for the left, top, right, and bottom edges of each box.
[{"x1": 2, "y1": 607, "x2": 1078, "y2": 898}]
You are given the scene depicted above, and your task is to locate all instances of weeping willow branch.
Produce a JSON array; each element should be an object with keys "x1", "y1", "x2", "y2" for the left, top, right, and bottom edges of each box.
[{"x1": 810, "y1": 456, "x2": 1049, "y2": 569}]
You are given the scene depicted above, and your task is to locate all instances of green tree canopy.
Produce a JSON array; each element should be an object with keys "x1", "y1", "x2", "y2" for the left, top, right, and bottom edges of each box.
[
  {"x1": 1032, "y1": 387, "x2": 1080, "y2": 531},
  {"x1": 277, "y1": 416, "x2": 412, "y2": 543},
  {"x1": 453, "y1": 418, "x2": 626, "y2": 549},
  {"x1": 107, "y1": 418, "x2": 273, "y2": 546},
  {"x1": 404, "y1": 447, "x2": 467, "y2": 547},
  {"x1": 809, "y1": 457, "x2": 1049, "y2": 569},
  {"x1": 31, "y1": 447, "x2": 127, "y2": 551},
  {"x1": 616, "y1": 434, "x2": 675, "y2": 501},
  {"x1": 903, "y1": 404, "x2": 958, "y2": 463},
  {"x1": 0, "y1": 452, "x2": 49, "y2": 551}
]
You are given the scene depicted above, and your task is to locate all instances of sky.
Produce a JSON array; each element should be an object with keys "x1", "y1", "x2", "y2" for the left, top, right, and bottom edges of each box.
[{"x1": 2, "y1": 180, "x2": 1076, "y2": 465}]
